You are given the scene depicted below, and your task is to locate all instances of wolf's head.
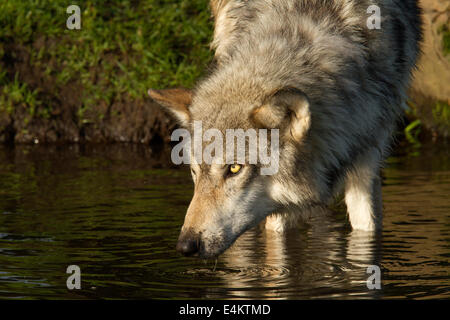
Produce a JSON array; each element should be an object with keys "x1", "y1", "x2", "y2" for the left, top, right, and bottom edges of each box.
[{"x1": 148, "y1": 86, "x2": 313, "y2": 258}]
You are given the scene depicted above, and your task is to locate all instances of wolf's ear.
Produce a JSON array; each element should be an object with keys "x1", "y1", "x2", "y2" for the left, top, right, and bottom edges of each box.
[
  {"x1": 251, "y1": 88, "x2": 311, "y2": 142},
  {"x1": 148, "y1": 88, "x2": 192, "y2": 126}
]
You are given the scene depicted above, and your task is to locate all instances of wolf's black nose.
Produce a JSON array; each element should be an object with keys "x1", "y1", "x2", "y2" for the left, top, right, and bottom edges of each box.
[{"x1": 176, "y1": 237, "x2": 199, "y2": 256}]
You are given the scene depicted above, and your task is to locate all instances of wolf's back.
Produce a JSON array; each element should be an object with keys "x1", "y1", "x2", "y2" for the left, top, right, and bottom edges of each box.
[{"x1": 207, "y1": 0, "x2": 422, "y2": 120}]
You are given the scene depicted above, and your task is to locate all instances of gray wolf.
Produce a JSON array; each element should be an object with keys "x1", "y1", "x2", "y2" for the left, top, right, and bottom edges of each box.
[{"x1": 148, "y1": 0, "x2": 422, "y2": 258}]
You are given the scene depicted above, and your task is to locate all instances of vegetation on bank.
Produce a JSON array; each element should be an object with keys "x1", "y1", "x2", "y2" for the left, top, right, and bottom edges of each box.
[{"x1": 0, "y1": 0, "x2": 213, "y2": 131}]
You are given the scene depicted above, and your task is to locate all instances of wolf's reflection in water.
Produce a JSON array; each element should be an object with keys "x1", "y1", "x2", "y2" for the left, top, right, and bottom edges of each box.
[{"x1": 216, "y1": 211, "x2": 381, "y2": 299}]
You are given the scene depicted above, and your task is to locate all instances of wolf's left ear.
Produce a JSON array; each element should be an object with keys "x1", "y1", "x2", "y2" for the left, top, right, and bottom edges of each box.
[
  {"x1": 251, "y1": 88, "x2": 311, "y2": 142},
  {"x1": 148, "y1": 88, "x2": 192, "y2": 126}
]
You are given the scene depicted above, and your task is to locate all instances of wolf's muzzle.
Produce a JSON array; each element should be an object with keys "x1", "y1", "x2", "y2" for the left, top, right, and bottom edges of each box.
[{"x1": 176, "y1": 233, "x2": 200, "y2": 256}]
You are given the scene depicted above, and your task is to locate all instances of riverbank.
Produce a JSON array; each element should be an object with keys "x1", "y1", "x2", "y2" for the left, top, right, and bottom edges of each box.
[
  {"x1": 0, "y1": 0, "x2": 211, "y2": 144},
  {"x1": 0, "y1": 0, "x2": 448, "y2": 145}
]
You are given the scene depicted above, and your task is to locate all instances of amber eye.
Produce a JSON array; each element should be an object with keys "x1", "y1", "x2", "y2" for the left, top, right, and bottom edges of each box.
[{"x1": 229, "y1": 164, "x2": 242, "y2": 174}]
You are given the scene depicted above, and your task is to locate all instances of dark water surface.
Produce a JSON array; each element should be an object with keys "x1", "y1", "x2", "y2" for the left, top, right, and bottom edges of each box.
[{"x1": 0, "y1": 143, "x2": 448, "y2": 299}]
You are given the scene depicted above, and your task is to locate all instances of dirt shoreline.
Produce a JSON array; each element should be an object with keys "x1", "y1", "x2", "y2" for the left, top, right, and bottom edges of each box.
[{"x1": 0, "y1": 90, "x2": 178, "y2": 146}]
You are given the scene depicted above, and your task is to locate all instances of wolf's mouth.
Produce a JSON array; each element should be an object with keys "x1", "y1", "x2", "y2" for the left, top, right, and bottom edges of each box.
[
  {"x1": 178, "y1": 239, "x2": 230, "y2": 259},
  {"x1": 177, "y1": 229, "x2": 239, "y2": 259}
]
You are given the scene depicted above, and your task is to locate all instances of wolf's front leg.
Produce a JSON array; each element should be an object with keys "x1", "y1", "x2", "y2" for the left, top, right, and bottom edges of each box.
[
  {"x1": 264, "y1": 206, "x2": 330, "y2": 232},
  {"x1": 264, "y1": 213, "x2": 290, "y2": 233},
  {"x1": 344, "y1": 151, "x2": 383, "y2": 231}
]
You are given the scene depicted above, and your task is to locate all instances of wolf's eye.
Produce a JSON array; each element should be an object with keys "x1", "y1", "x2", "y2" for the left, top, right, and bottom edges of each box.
[{"x1": 229, "y1": 164, "x2": 242, "y2": 174}]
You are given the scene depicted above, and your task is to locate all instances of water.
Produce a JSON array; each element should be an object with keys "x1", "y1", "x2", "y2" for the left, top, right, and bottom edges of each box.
[{"x1": 0, "y1": 143, "x2": 448, "y2": 299}]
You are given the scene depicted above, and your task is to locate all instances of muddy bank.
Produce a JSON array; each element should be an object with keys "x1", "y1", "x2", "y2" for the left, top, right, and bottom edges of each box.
[
  {"x1": 0, "y1": 95, "x2": 177, "y2": 146},
  {"x1": 0, "y1": 41, "x2": 177, "y2": 145}
]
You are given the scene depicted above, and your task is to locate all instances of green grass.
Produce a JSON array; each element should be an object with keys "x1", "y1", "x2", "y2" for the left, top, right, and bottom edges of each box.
[
  {"x1": 0, "y1": 0, "x2": 213, "y2": 120},
  {"x1": 432, "y1": 100, "x2": 450, "y2": 131},
  {"x1": 0, "y1": 72, "x2": 41, "y2": 119}
]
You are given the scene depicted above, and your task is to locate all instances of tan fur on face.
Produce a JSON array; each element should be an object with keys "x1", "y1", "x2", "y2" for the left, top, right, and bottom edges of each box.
[
  {"x1": 179, "y1": 162, "x2": 275, "y2": 257},
  {"x1": 182, "y1": 184, "x2": 216, "y2": 232},
  {"x1": 182, "y1": 164, "x2": 229, "y2": 233}
]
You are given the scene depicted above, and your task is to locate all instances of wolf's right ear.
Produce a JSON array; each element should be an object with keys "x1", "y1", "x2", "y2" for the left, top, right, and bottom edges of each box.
[
  {"x1": 251, "y1": 88, "x2": 311, "y2": 142},
  {"x1": 148, "y1": 88, "x2": 192, "y2": 126}
]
